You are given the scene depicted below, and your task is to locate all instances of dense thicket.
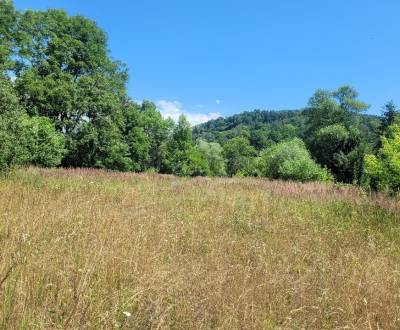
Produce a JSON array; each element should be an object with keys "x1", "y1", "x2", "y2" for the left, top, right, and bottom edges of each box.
[{"x1": 0, "y1": 0, "x2": 398, "y2": 192}]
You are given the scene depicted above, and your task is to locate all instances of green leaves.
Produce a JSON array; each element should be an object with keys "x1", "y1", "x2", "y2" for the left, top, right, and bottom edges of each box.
[
  {"x1": 223, "y1": 136, "x2": 257, "y2": 177},
  {"x1": 0, "y1": 112, "x2": 30, "y2": 169},
  {"x1": 0, "y1": 0, "x2": 17, "y2": 71},
  {"x1": 0, "y1": 3, "x2": 394, "y2": 186},
  {"x1": 257, "y1": 138, "x2": 333, "y2": 182},
  {"x1": 23, "y1": 116, "x2": 65, "y2": 167},
  {"x1": 305, "y1": 86, "x2": 371, "y2": 183},
  {"x1": 196, "y1": 140, "x2": 226, "y2": 176},
  {"x1": 364, "y1": 123, "x2": 400, "y2": 193},
  {"x1": 332, "y1": 85, "x2": 369, "y2": 114},
  {"x1": 1, "y1": 7, "x2": 136, "y2": 170},
  {"x1": 161, "y1": 115, "x2": 209, "y2": 176},
  {"x1": 0, "y1": 77, "x2": 64, "y2": 169}
]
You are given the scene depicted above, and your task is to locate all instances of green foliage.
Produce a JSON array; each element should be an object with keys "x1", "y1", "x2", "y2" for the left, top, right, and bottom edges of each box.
[
  {"x1": 137, "y1": 101, "x2": 174, "y2": 171},
  {"x1": 0, "y1": 3, "x2": 394, "y2": 186},
  {"x1": 269, "y1": 123, "x2": 297, "y2": 143},
  {"x1": 12, "y1": 8, "x2": 128, "y2": 169},
  {"x1": 364, "y1": 123, "x2": 400, "y2": 193},
  {"x1": 196, "y1": 140, "x2": 226, "y2": 176},
  {"x1": 0, "y1": 111, "x2": 30, "y2": 169},
  {"x1": 305, "y1": 86, "x2": 369, "y2": 136},
  {"x1": 249, "y1": 126, "x2": 271, "y2": 149},
  {"x1": 193, "y1": 109, "x2": 306, "y2": 149},
  {"x1": 122, "y1": 101, "x2": 173, "y2": 172},
  {"x1": 257, "y1": 138, "x2": 333, "y2": 182},
  {"x1": 332, "y1": 85, "x2": 369, "y2": 114},
  {"x1": 162, "y1": 116, "x2": 209, "y2": 176},
  {"x1": 0, "y1": 0, "x2": 17, "y2": 71},
  {"x1": 194, "y1": 105, "x2": 378, "y2": 155},
  {"x1": 304, "y1": 86, "x2": 371, "y2": 183},
  {"x1": 23, "y1": 116, "x2": 65, "y2": 167},
  {"x1": 0, "y1": 77, "x2": 28, "y2": 169},
  {"x1": 376, "y1": 101, "x2": 399, "y2": 151},
  {"x1": 223, "y1": 136, "x2": 257, "y2": 176},
  {"x1": 379, "y1": 101, "x2": 398, "y2": 133},
  {"x1": 310, "y1": 124, "x2": 364, "y2": 183},
  {"x1": 64, "y1": 118, "x2": 132, "y2": 171},
  {"x1": 0, "y1": 77, "x2": 64, "y2": 169},
  {"x1": 0, "y1": 75, "x2": 19, "y2": 115},
  {"x1": 184, "y1": 147, "x2": 210, "y2": 177}
]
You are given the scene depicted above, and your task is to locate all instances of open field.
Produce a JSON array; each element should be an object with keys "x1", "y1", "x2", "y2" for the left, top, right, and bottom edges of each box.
[{"x1": 1, "y1": 168, "x2": 400, "y2": 329}]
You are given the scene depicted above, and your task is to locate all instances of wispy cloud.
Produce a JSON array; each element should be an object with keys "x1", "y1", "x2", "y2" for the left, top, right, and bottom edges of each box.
[
  {"x1": 215, "y1": 99, "x2": 221, "y2": 105},
  {"x1": 156, "y1": 100, "x2": 222, "y2": 125}
]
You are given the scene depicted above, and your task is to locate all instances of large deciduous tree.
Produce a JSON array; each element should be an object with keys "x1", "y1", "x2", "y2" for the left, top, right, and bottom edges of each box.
[
  {"x1": 12, "y1": 9, "x2": 129, "y2": 168},
  {"x1": 305, "y1": 86, "x2": 369, "y2": 183},
  {"x1": 223, "y1": 136, "x2": 257, "y2": 176}
]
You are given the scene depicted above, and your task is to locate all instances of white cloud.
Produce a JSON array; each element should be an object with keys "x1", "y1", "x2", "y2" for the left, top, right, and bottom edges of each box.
[
  {"x1": 185, "y1": 112, "x2": 222, "y2": 125},
  {"x1": 215, "y1": 99, "x2": 221, "y2": 105},
  {"x1": 156, "y1": 100, "x2": 222, "y2": 126},
  {"x1": 156, "y1": 100, "x2": 182, "y2": 122}
]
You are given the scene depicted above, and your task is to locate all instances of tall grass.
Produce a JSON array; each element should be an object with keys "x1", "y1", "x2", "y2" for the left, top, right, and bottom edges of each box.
[{"x1": 1, "y1": 167, "x2": 399, "y2": 329}]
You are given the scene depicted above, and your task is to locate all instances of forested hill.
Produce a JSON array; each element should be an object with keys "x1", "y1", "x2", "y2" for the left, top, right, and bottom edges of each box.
[{"x1": 193, "y1": 109, "x2": 380, "y2": 150}]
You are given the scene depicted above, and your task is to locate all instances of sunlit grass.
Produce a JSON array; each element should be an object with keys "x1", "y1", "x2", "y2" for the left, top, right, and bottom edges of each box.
[{"x1": 1, "y1": 167, "x2": 399, "y2": 329}]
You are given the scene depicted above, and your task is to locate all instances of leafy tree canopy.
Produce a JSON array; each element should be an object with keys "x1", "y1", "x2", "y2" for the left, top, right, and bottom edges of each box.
[
  {"x1": 257, "y1": 138, "x2": 333, "y2": 182},
  {"x1": 196, "y1": 140, "x2": 226, "y2": 176},
  {"x1": 223, "y1": 136, "x2": 257, "y2": 176}
]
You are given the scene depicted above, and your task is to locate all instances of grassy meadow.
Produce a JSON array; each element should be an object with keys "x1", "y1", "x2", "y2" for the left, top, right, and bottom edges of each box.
[{"x1": 1, "y1": 168, "x2": 400, "y2": 329}]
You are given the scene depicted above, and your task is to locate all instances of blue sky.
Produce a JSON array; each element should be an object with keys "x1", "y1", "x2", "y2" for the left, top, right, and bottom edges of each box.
[{"x1": 14, "y1": 0, "x2": 400, "y2": 123}]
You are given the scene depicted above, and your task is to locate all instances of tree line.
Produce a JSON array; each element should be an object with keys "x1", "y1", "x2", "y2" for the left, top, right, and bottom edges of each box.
[{"x1": 0, "y1": 1, "x2": 399, "y2": 193}]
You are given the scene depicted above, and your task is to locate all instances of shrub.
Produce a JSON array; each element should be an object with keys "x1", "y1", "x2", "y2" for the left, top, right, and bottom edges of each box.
[
  {"x1": 0, "y1": 76, "x2": 65, "y2": 169},
  {"x1": 23, "y1": 116, "x2": 65, "y2": 167},
  {"x1": 364, "y1": 123, "x2": 400, "y2": 193},
  {"x1": 258, "y1": 138, "x2": 333, "y2": 182}
]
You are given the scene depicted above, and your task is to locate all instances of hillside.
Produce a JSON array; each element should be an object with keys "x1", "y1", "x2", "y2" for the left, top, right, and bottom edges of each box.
[
  {"x1": 193, "y1": 109, "x2": 381, "y2": 149},
  {"x1": 1, "y1": 168, "x2": 400, "y2": 329}
]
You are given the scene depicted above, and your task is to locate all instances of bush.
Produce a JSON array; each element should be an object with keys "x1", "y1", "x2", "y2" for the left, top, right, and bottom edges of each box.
[
  {"x1": 0, "y1": 113, "x2": 65, "y2": 170},
  {"x1": 258, "y1": 138, "x2": 333, "y2": 182},
  {"x1": 23, "y1": 116, "x2": 65, "y2": 167},
  {"x1": 364, "y1": 123, "x2": 400, "y2": 193},
  {"x1": 0, "y1": 75, "x2": 65, "y2": 169},
  {"x1": 0, "y1": 112, "x2": 29, "y2": 170}
]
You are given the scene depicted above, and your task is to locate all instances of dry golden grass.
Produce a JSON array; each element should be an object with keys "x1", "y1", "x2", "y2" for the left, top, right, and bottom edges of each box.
[{"x1": 1, "y1": 167, "x2": 400, "y2": 329}]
